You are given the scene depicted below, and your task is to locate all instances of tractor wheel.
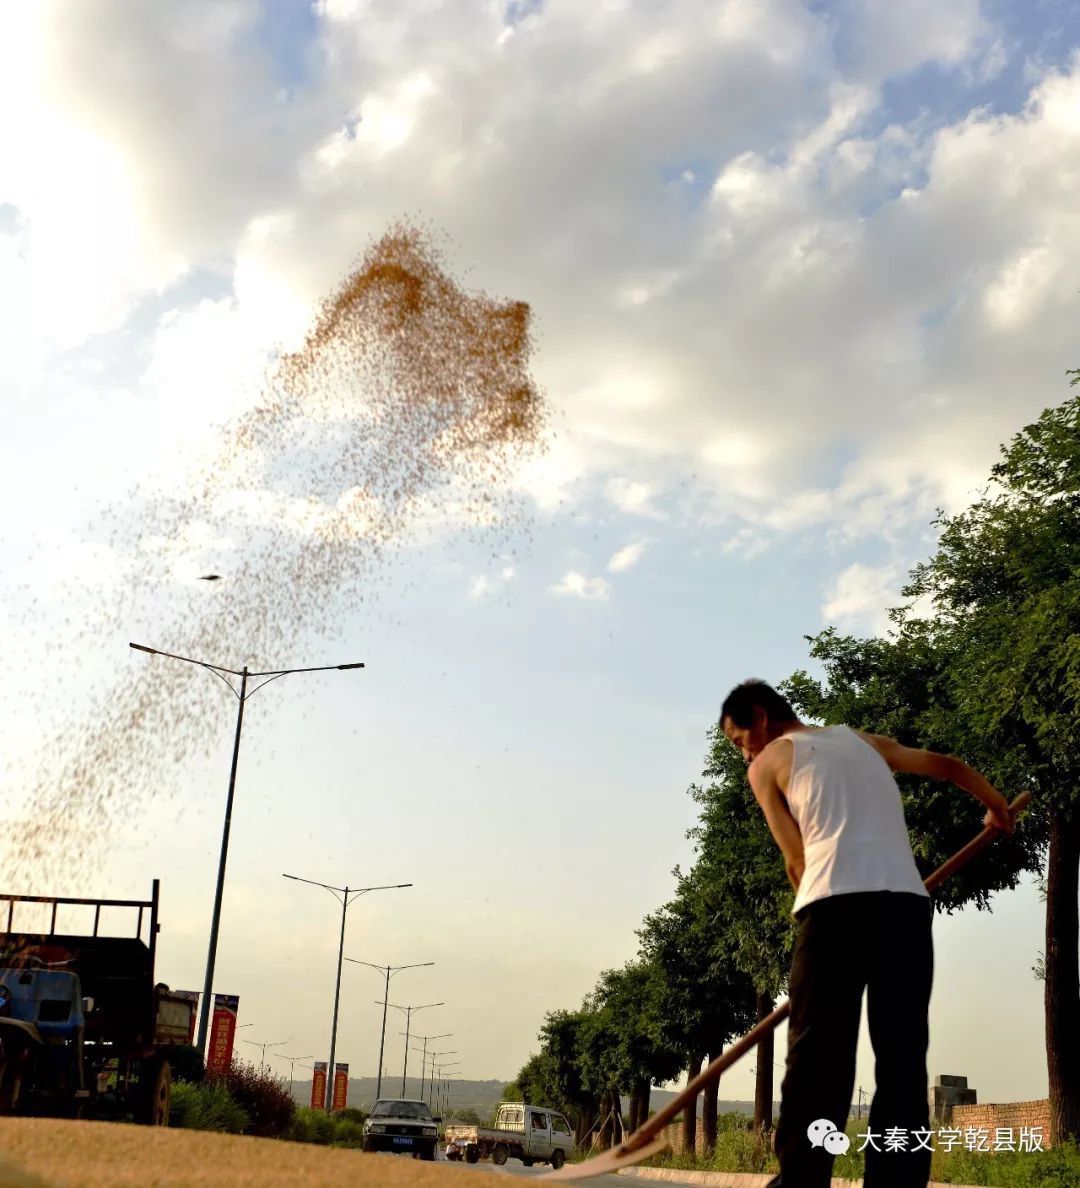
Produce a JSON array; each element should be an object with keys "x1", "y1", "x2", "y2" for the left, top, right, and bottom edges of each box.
[
  {"x1": 551, "y1": 1149, "x2": 566, "y2": 1170},
  {"x1": 522, "y1": 1156, "x2": 534, "y2": 1167},
  {"x1": 464, "y1": 1145, "x2": 480, "y2": 1164},
  {"x1": 138, "y1": 1057, "x2": 172, "y2": 1126},
  {"x1": 492, "y1": 1143, "x2": 509, "y2": 1166}
]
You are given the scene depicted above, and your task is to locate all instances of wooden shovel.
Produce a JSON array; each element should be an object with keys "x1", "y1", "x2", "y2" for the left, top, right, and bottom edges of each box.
[{"x1": 541, "y1": 792, "x2": 1031, "y2": 1181}]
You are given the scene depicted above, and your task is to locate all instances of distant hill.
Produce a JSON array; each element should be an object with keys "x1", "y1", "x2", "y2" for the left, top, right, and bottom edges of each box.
[{"x1": 291, "y1": 1076, "x2": 774, "y2": 1122}]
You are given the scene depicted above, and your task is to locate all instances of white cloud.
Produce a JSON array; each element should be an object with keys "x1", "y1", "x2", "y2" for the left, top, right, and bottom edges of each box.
[
  {"x1": 822, "y1": 562, "x2": 904, "y2": 633},
  {"x1": 6, "y1": 0, "x2": 1080, "y2": 575},
  {"x1": 607, "y1": 541, "x2": 647, "y2": 572},
  {"x1": 604, "y1": 478, "x2": 667, "y2": 520},
  {"x1": 469, "y1": 575, "x2": 490, "y2": 599},
  {"x1": 550, "y1": 571, "x2": 611, "y2": 601}
]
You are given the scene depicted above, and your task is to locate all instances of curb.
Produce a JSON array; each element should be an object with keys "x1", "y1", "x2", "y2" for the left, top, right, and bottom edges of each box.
[{"x1": 615, "y1": 1167, "x2": 985, "y2": 1188}]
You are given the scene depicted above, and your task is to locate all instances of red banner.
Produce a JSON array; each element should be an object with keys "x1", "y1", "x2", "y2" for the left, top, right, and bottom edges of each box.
[
  {"x1": 311, "y1": 1062, "x2": 328, "y2": 1110},
  {"x1": 332, "y1": 1063, "x2": 349, "y2": 1111},
  {"x1": 205, "y1": 993, "x2": 239, "y2": 1077},
  {"x1": 174, "y1": 991, "x2": 200, "y2": 1045}
]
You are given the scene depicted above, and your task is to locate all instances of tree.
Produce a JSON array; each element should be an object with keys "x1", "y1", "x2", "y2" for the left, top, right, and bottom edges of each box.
[
  {"x1": 688, "y1": 733, "x2": 797, "y2": 1130},
  {"x1": 638, "y1": 868, "x2": 758, "y2": 1153},
  {"x1": 781, "y1": 385, "x2": 1077, "y2": 1139},
  {"x1": 584, "y1": 960, "x2": 684, "y2": 1137},
  {"x1": 898, "y1": 385, "x2": 1080, "y2": 1142},
  {"x1": 535, "y1": 1009, "x2": 601, "y2": 1144}
]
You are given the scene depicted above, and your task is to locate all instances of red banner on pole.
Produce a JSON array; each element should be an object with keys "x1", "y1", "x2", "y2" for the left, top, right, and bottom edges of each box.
[
  {"x1": 311, "y1": 1062, "x2": 328, "y2": 1110},
  {"x1": 332, "y1": 1063, "x2": 349, "y2": 1111},
  {"x1": 205, "y1": 993, "x2": 239, "y2": 1077},
  {"x1": 174, "y1": 991, "x2": 200, "y2": 1045}
]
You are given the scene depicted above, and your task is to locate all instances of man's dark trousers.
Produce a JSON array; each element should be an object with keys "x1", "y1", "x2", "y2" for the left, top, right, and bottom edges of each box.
[{"x1": 765, "y1": 890, "x2": 934, "y2": 1188}]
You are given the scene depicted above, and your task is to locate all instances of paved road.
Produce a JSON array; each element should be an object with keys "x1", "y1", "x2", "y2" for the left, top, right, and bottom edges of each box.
[{"x1": 440, "y1": 1156, "x2": 627, "y2": 1187}]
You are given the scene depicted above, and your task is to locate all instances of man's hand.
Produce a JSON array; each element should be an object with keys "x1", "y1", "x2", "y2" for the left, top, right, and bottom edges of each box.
[{"x1": 983, "y1": 795, "x2": 1014, "y2": 834}]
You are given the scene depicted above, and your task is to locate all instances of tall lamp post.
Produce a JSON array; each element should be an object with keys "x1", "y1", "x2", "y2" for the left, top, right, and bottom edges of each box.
[
  {"x1": 284, "y1": 875, "x2": 411, "y2": 1110},
  {"x1": 346, "y1": 958, "x2": 434, "y2": 1099},
  {"x1": 274, "y1": 1052, "x2": 313, "y2": 1099},
  {"x1": 434, "y1": 1063, "x2": 460, "y2": 1116},
  {"x1": 406, "y1": 1033, "x2": 451, "y2": 1101},
  {"x1": 424, "y1": 1048, "x2": 456, "y2": 1106},
  {"x1": 129, "y1": 641, "x2": 364, "y2": 1054},
  {"x1": 242, "y1": 1037, "x2": 288, "y2": 1072},
  {"x1": 377, "y1": 1001, "x2": 444, "y2": 1096}
]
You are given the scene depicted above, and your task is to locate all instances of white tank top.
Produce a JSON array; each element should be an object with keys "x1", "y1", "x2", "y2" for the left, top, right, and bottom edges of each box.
[{"x1": 780, "y1": 725, "x2": 929, "y2": 915}]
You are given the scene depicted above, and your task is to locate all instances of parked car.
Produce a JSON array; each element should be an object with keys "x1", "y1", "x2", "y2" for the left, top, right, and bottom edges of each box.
[
  {"x1": 445, "y1": 1101, "x2": 574, "y2": 1168},
  {"x1": 362, "y1": 1098, "x2": 440, "y2": 1159}
]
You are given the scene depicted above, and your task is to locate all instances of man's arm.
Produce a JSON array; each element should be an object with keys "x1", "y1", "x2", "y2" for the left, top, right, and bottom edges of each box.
[
  {"x1": 748, "y1": 753, "x2": 806, "y2": 893},
  {"x1": 859, "y1": 732, "x2": 1013, "y2": 832}
]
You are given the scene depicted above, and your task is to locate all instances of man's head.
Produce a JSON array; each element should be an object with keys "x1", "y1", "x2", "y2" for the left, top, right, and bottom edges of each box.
[{"x1": 720, "y1": 679, "x2": 800, "y2": 762}]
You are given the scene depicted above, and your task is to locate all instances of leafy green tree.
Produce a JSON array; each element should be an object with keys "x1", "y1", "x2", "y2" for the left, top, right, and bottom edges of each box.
[
  {"x1": 781, "y1": 386, "x2": 1077, "y2": 1138},
  {"x1": 586, "y1": 959, "x2": 684, "y2": 1134},
  {"x1": 638, "y1": 868, "x2": 758, "y2": 1153},
  {"x1": 536, "y1": 1009, "x2": 601, "y2": 1144},
  {"x1": 900, "y1": 385, "x2": 1080, "y2": 1142},
  {"x1": 688, "y1": 732, "x2": 796, "y2": 1129}
]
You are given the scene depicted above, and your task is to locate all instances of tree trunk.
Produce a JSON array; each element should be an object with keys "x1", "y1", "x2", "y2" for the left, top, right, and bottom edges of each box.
[
  {"x1": 599, "y1": 1091, "x2": 614, "y2": 1150},
  {"x1": 1045, "y1": 808, "x2": 1080, "y2": 1145},
  {"x1": 611, "y1": 1089, "x2": 623, "y2": 1144},
  {"x1": 702, "y1": 1050, "x2": 719, "y2": 1152},
  {"x1": 754, "y1": 991, "x2": 775, "y2": 1131},
  {"x1": 681, "y1": 1053, "x2": 702, "y2": 1155},
  {"x1": 575, "y1": 1106, "x2": 597, "y2": 1148},
  {"x1": 629, "y1": 1079, "x2": 650, "y2": 1132}
]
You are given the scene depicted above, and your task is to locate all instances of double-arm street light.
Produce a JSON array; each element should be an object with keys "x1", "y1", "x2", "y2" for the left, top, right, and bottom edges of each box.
[
  {"x1": 433, "y1": 1063, "x2": 461, "y2": 1116},
  {"x1": 405, "y1": 1034, "x2": 451, "y2": 1101},
  {"x1": 425, "y1": 1048, "x2": 457, "y2": 1106},
  {"x1": 274, "y1": 1052, "x2": 313, "y2": 1099},
  {"x1": 242, "y1": 1037, "x2": 288, "y2": 1072},
  {"x1": 375, "y1": 1001, "x2": 443, "y2": 1096},
  {"x1": 129, "y1": 641, "x2": 364, "y2": 1054},
  {"x1": 285, "y1": 875, "x2": 411, "y2": 1110},
  {"x1": 346, "y1": 958, "x2": 434, "y2": 1100}
]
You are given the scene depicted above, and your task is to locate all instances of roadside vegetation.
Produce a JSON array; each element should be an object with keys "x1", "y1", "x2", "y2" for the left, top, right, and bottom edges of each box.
[
  {"x1": 167, "y1": 1056, "x2": 367, "y2": 1148},
  {"x1": 641, "y1": 1115, "x2": 1080, "y2": 1187}
]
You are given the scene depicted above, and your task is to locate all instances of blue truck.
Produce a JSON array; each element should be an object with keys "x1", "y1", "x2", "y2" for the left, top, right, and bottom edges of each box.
[{"x1": 0, "y1": 880, "x2": 195, "y2": 1125}]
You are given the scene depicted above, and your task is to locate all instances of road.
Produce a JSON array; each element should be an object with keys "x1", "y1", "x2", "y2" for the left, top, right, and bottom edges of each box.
[{"x1": 442, "y1": 1155, "x2": 630, "y2": 1187}]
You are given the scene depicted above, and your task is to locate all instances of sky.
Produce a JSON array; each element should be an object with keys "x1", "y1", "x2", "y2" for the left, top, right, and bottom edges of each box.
[{"x1": 1, "y1": 0, "x2": 1077, "y2": 1109}]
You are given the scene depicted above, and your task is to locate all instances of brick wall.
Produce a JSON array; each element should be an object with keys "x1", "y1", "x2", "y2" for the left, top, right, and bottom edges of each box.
[
  {"x1": 658, "y1": 1120, "x2": 704, "y2": 1155},
  {"x1": 950, "y1": 1100, "x2": 1051, "y2": 1146}
]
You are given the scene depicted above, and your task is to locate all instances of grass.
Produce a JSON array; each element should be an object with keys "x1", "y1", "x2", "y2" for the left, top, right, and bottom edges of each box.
[{"x1": 641, "y1": 1117, "x2": 1080, "y2": 1187}]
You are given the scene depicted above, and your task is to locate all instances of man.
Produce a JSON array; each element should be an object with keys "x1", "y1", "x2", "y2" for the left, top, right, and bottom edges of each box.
[{"x1": 720, "y1": 679, "x2": 1013, "y2": 1188}]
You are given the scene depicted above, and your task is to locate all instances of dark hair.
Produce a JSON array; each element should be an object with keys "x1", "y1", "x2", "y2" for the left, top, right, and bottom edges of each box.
[{"x1": 720, "y1": 680, "x2": 798, "y2": 728}]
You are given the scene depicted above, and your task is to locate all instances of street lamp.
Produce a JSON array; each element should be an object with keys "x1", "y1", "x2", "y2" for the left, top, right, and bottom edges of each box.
[
  {"x1": 423, "y1": 1048, "x2": 456, "y2": 1106},
  {"x1": 405, "y1": 1033, "x2": 451, "y2": 1101},
  {"x1": 433, "y1": 1063, "x2": 461, "y2": 1116},
  {"x1": 284, "y1": 874, "x2": 411, "y2": 1110},
  {"x1": 346, "y1": 958, "x2": 434, "y2": 1099},
  {"x1": 274, "y1": 1052, "x2": 313, "y2": 1099},
  {"x1": 242, "y1": 1037, "x2": 288, "y2": 1072},
  {"x1": 129, "y1": 641, "x2": 364, "y2": 1054},
  {"x1": 376, "y1": 1001, "x2": 443, "y2": 1096}
]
